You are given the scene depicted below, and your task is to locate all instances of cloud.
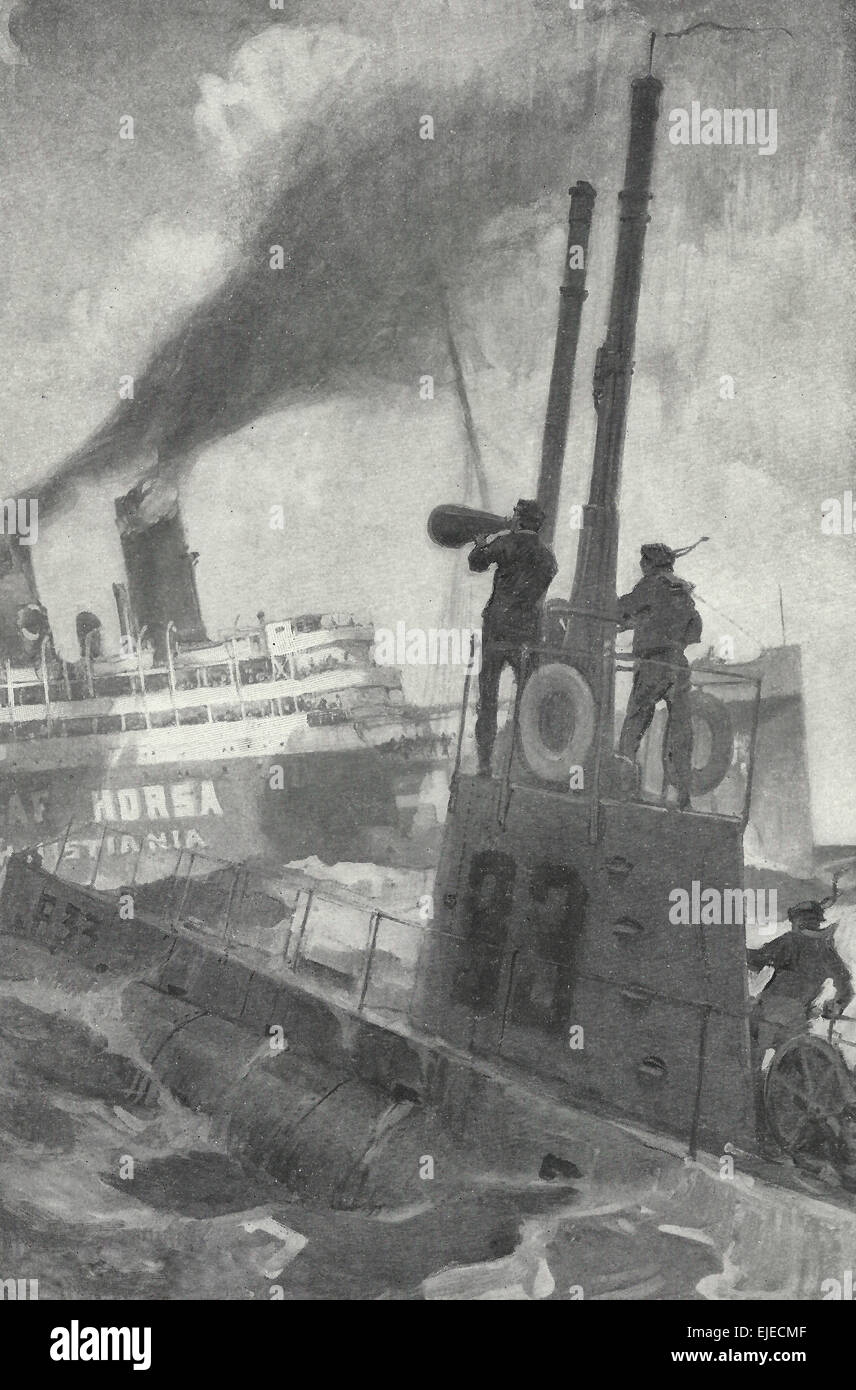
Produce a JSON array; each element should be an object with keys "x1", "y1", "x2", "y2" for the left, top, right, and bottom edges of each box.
[{"x1": 0, "y1": 1, "x2": 25, "y2": 64}]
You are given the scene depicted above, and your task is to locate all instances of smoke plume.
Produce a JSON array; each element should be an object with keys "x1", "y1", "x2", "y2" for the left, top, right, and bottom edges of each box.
[{"x1": 39, "y1": 7, "x2": 600, "y2": 511}]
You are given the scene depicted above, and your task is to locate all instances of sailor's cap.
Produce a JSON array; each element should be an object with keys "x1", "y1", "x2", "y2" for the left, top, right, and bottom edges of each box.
[
  {"x1": 787, "y1": 900, "x2": 827, "y2": 927},
  {"x1": 641, "y1": 542, "x2": 675, "y2": 568},
  {"x1": 514, "y1": 499, "x2": 546, "y2": 530},
  {"x1": 641, "y1": 536, "x2": 710, "y2": 569}
]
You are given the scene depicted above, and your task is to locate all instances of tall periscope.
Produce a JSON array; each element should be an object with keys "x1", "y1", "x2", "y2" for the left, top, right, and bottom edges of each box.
[{"x1": 564, "y1": 75, "x2": 662, "y2": 734}]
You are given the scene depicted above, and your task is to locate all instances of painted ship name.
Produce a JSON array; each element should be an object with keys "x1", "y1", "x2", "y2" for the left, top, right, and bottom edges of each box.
[
  {"x1": 64, "y1": 827, "x2": 209, "y2": 859},
  {"x1": 92, "y1": 780, "x2": 224, "y2": 823}
]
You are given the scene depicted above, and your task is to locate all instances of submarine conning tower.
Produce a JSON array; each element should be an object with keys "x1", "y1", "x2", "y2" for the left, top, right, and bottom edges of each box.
[
  {"x1": 415, "y1": 63, "x2": 763, "y2": 1159},
  {"x1": 114, "y1": 475, "x2": 207, "y2": 658}
]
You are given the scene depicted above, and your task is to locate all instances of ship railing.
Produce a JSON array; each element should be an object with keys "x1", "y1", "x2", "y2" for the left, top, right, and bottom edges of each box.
[
  {"x1": 14, "y1": 828, "x2": 435, "y2": 988},
  {"x1": 14, "y1": 829, "x2": 844, "y2": 1159},
  {"x1": 452, "y1": 629, "x2": 762, "y2": 827},
  {"x1": 287, "y1": 611, "x2": 372, "y2": 635},
  {"x1": 0, "y1": 623, "x2": 376, "y2": 717},
  {"x1": 0, "y1": 627, "x2": 400, "y2": 740}
]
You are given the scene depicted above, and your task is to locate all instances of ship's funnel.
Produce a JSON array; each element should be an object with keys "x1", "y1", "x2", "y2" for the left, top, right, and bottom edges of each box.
[{"x1": 115, "y1": 477, "x2": 206, "y2": 652}]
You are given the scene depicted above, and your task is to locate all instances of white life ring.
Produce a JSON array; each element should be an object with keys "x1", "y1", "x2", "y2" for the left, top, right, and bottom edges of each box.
[
  {"x1": 518, "y1": 663, "x2": 596, "y2": 783},
  {"x1": 664, "y1": 687, "x2": 734, "y2": 797}
]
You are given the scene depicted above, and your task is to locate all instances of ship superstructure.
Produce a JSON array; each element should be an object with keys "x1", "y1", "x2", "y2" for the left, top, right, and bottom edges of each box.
[{"x1": 0, "y1": 482, "x2": 460, "y2": 883}]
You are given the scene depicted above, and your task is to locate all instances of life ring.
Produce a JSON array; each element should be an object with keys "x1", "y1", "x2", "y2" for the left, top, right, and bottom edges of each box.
[
  {"x1": 664, "y1": 687, "x2": 733, "y2": 797},
  {"x1": 518, "y1": 663, "x2": 596, "y2": 783}
]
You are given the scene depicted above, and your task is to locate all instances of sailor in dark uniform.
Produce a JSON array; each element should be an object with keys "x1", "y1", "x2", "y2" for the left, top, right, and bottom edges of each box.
[
  {"x1": 469, "y1": 498, "x2": 558, "y2": 776},
  {"x1": 616, "y1": 540, "x2": 705, "y2": 809},
  {"x1": 748, "y1": 891, "x2": 853, "y2": 1054},
  {"x1": 748, "y1": 883, "x2": 856, "y2": 1180}
]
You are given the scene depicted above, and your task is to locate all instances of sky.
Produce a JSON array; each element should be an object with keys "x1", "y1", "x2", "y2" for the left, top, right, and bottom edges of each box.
[{"x1": 0, "y1": 0, "x2": 854, "y2": 841}]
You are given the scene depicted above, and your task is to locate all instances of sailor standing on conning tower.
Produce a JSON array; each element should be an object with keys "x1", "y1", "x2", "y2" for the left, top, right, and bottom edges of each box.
[
  {"x1": 469, "y1": 498, "x2": 558, "y2": 776},
  {"x1": 616, "y1": 538, "x2": 706, "y2": 809}
]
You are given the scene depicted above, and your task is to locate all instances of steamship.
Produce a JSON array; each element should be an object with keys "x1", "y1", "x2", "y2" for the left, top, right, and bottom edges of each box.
[{"x1": 0, "y1": 478, "x2": 460, "y2": 888}]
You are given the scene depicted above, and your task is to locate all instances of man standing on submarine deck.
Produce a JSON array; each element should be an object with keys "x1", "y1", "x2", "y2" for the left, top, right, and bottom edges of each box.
[
  {"x1": 469, "y1": 498, "x2": 558, "y2": 777},
  {"x1": 616, "y1": 540, "x2": 705, "y2": 809}
]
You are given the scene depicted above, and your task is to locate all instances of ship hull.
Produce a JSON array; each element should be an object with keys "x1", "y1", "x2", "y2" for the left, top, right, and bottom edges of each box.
[{"x1": 0, "y1": 711, "x2": 457, "y2": 886}]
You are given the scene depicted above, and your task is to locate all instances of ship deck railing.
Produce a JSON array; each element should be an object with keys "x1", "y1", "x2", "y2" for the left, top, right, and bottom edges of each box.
[{"x1": 0, "y1": 626, "x2": 404, "y2": 741}]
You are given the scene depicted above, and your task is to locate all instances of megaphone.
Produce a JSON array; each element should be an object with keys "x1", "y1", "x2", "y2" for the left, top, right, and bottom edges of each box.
[{"x1": 427, "y1": 504, "x2": 510, "y2": 549}]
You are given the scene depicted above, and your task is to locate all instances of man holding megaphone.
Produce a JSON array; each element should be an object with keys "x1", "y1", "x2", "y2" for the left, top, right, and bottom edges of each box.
[{"x1": 468, "y1": 498, "x2": 558, "y2": 776}]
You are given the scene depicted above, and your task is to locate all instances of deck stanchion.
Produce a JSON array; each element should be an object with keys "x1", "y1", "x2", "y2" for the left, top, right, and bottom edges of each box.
[
  {"x1": 39, "y1": 635, "x2": 52, "y2": 737},
  {"x1": 165, "y1": 622, "x2": 178, "y2": 726},
  {"x1": 172, "y1": 851, "x2": 195, "y2": 925},
  {"x1": 449, "y1": 635, "x2": 475, "y2": 813},
  {"x1": 83, "y1": 628, "x2": 97, "y2": 699},
  {"x1": 129, "y1": 833, "x2": 146, "y2": 887},
  {"x1": 688, "y1": 1004, "x2": 712, "y2": 1161},
  {"x1": 134, "y1": 626, "x2": 151, "y2": 728},
  {"x1": 227, "y1": 632, "x2": 246, "y2": 719},
  {"x1": 587, "y1": 629, "x2": 612, "y2": 844},
  {"x1": 499, "y1": 643, "x2": 527, "y2": 829},
  {"x1": 357, "y1": 910, "x2": 382, "y2": 1012},
  {"x1": 291, "y1": 889, "x2": 314, "y2": 971},
  {"x1": 54, "y1": 818, "x2": 74, "y2": 878},
  {"x1": 90, "y1": 822, "x2": 108, "y2": 888},
  {"x1": 6, "y1": 662, "x2": 15, "y2": 740},
  {"x1": 743, "y1": 675, "x2": 763, "y2": 830},
  {"x1": 497, "y1": 947, "x2": 519, "y2": 1051},
  {"x1": 161, "y1": 847, "x2": 182, "y2": 919},
  {"x1": 222, "y1": 866, "x2": 242, "y2": 951}
]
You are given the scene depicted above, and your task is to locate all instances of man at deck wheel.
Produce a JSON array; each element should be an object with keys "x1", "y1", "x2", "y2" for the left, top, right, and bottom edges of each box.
[{"x1": 748, "y1": 877, "x2": 856, "y2": 1181}]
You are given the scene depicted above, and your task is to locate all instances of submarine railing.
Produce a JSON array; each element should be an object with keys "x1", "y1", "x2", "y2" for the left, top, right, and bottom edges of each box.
[
  {"x1": 10, "y1": 823, "x2": 829, "y2": 1042},
  {"x1": 12, "y1": 813, "x2": 836, "y2": 1160},
  {"x1": 452, "y1": 634, "x2": 762, "y2": 827},
  {"x1": 13, "y1": 833, "x2": 853, "y2": 1162}
]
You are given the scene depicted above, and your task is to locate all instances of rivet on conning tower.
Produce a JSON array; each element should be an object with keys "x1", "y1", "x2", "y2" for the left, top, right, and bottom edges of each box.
[{"x1": 415, "y1": 59, "x2": 765, "y2": 1159}]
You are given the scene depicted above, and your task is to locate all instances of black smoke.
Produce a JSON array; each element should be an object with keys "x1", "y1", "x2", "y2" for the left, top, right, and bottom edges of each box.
[{"x1": 39, "y1": 58, "x2": 597, "y2": 512}]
